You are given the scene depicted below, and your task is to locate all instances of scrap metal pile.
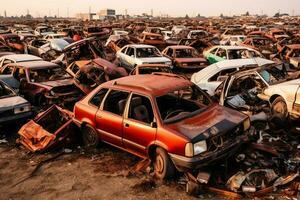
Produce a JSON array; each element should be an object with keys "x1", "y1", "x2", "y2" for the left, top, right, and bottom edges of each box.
[{"x1": 0, "y1": 16, "x2": 300, "y2": 199}]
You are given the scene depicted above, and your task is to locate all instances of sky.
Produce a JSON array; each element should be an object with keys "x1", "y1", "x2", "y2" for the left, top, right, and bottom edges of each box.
[{"x1": 2, "y1": 0, "x2": 300, "y2": 18}]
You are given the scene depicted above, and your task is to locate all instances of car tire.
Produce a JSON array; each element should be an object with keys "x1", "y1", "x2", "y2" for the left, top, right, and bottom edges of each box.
[
  {"x1": 154, "y1": 147, "x2": 176, "y2": 179},
  {"x1": 82, "y1": 124, "x2": 99, "y2": 148},
  {"x1": 271, "y1": 96, "x2": 288, "y2": 120}
]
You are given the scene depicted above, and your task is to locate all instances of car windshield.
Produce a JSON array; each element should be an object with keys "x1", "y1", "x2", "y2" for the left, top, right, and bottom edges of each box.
[
  {"x1": 29, "y1": 67, "x2": 71, "y2": 82},
  {"x1": 7, "y1": 37, "x2": 21, "y2": 43},
  {"x1": 138, "y1": 67, "x2": 172, "y2": 74},
  {"x1": 136, "y1": 47, "x2": 161, "y2": 58},
  {"x1": 259, "y1": 65, "x2": 287, "y2": 85},
  {"x1": 175, "y1": 48, "x2": 198, "y2": 58},
  {"x1": 156, "y1": 85, "x2": 212, "y2": 124},
  {"x1": 40, "y1": 28, "x2": 53, "y2": 33},
  {"x1": 50, "y1": 39, "x2": 70, "y2": 51}
]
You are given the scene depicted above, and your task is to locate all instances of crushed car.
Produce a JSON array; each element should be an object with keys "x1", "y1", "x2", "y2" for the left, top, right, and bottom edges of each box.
[
  {"x1": 66, "y1": 58, "x2": 128, "y2": 94},
  {"x1": 17, "y1": 105, "x2": 79, "y2": 152}
]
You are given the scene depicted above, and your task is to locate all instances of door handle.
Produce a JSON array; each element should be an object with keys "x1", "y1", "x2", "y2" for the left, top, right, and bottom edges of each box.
[{"x1": 124, "y1": 123, "x2": 129, "y2": 128}]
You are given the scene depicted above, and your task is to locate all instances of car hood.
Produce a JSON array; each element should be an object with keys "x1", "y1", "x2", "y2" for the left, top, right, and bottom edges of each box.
[
  {"x1": 274, "y1": 78, "x2": 300, "y2": 86},
  {"x1": 35, "y1": 79, "x2": 74, "y2": 90},
  {"x1": 175, "y1": 57, "x2": 207, "y2": 63},
  {"x1": 165, "y1": 104, "x2": 248, "y2": 142},
  {"x1": 0, "y1": 96, "x2": 28, "y2": 112}
]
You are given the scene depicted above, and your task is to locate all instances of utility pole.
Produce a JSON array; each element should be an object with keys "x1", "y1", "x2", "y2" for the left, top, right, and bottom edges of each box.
[
  {"x1": 4, "y1": 10, "x2": 7, "y2": 18},
  {"x1": 67, "y1": 7, "x2": 69, "y2": 18},
  {"x1": 57, "y1": 8, "x2": 59, "y2": 18}
]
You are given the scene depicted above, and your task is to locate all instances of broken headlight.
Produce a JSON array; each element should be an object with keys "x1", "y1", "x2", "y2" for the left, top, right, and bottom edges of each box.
[
  {"x1": 50, "y1": 90, "x2": 56, "y2": 96},
  {"x1": 14, "y1": 104, "x2": 31, "y2": 114},
  {"x1": 243, "y1": 118, "x2": 251, "y2": 131},
  {"x1": 185, "y1": 140, "x2": 207, "y2": 157}
]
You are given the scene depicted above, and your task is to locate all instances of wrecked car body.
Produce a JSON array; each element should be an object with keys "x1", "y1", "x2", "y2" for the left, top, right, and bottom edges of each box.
[
  {"x1": 216, "y1": 63, "x2": 300, "y2": 121},
  {"x1": 67, "y1": 58, "x2": 127, "y2": 94},
  {"x1": 0, "y1": 61, "x2": 83, "y2": 107},
  {"x1": 73, "y1": 74, "x2": 253, "y2": 179},
  {"x1": 129, "y1": 64, "x2": 172, "y2": 75},
  {"x1": 0, "y1": 80, "x2": 32, "y2": 125},
  {"x1": 17, "y1": 105, "x2": 79, "y2": 152},
  {"x1": 0, "y1": 34, "x2": 25, "y2": 53}
]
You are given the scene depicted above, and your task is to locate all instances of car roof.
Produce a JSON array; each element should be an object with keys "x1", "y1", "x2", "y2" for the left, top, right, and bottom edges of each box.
[
  {"x1": 286, "y1": 44, "x2": 300, "y2": 49},
  {"x1": 167, "y1": 45, "x2": 194, "y2": 50},
  {"x1": 1, "y1": 54, "x2": 42, "y2": 62},
  {"x1": 101, "y1": 74, "x2": 192, "y2": 96},
  {"x1": 7, "y1": 61, "x2": 59, "y2": 69},
  {"x1": 192, "y1": 58, "x2": 274, "y2": 82},
  {"x1": 125, "y1": 44, "x2": 155, "y2": 48},
  {"x1": 212, "y1": 45, "x2": 252, "y2": 50}
]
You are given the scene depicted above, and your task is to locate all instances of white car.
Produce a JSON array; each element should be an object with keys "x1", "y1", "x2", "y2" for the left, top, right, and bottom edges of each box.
[
  {"x1": 171, "y1": 25, "x2": 186, "y2": 35},
  {"x1": 44, "y1": 34, "x2": 66, "y2": 40},
  {"x1": 0, "y1": 54, "x2": 42, "y2": 70},
  {"x1": 34, "y1": 26, "x2": 55, "y2": 37},
  {"x1": 203, "y1": 45, "x2": 264, "y2": 64},
  {"x1": 220, "y1": 35, "x2": 246, "y2": 46},
  {"x1": 191, "y1": 58, "x2": 274, "y2": 96},
  {"x1": 116, "y1": 44, "x2": 172, "y2": 71},
  {"x1": 187, "y1": 30, "x2": 209, "y2": 39}
]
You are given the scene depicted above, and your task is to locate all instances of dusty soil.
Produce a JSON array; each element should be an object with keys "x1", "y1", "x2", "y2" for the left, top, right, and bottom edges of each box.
[{"x1": 0, "y1": 141, "x2": 209, "y2": 200}]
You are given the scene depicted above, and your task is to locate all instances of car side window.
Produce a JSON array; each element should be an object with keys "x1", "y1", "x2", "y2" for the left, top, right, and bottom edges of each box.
[
  {"x1": 210, "y1": 48, "x2": 218, "y2": 55},
  {"x1": 216, "y1": 48, "x2": 227, "y2": 58},
  {"x1": 13, "y1": 68, "x2": 26, "y2": 81},
  {"x1": 127, "y1": 47, "x2": 135, "y2": 57},
  {"x1": 128, "y1": 94, "x2": 154, "y2": 125},
  {"x1": 121, "y1": 47, "x2": 127, "y2": 53},
  {"x1": 89, "y1": 88, "x2": 108, "y2": 107},
  {"x1": 1, "y1": 66, "x2": 14, "y2": 75},
  {"x1": 166, "y1": 48, "x2": 173, "y2": 57},
  {"x1": 70, "y1": 63, "x2": 80, "y2": 75},
  {"x1": 103, "y1": 90, "x2": 129, "y2": 116}
]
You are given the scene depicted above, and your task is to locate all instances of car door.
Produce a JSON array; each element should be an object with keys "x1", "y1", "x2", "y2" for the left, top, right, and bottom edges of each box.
[
  {"x1": 117, "y1": 46, "x2": 128, "y2": 67},
  {"x1": 0, "y1": 65, "x2": 20, "y2": 89},
  {"x1": 125, "y1": 47, "x2": 136, "y2": 69},
  {"x1": 95, "y1": 89, "x2": 129, "y2": 147},
  {"x1": 206, "y1": 47, "x2": 219, "y2": 64},
  {"x1": 123, "y1": 93, "x2": 157, "y2": 156}
]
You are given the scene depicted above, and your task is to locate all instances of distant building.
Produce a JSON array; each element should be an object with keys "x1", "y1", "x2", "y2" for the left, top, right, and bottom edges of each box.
[
  {"x1": 98, "y1": 9, "x2": 116, "y2": 17},
  {"x1": 75, "y1": 13, "x2": 96, "y2": 21}
]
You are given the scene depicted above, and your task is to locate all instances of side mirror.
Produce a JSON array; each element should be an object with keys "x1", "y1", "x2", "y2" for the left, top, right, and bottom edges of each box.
[{"x1": 150, "y1": 122, "x2": 157, "y2": 128}]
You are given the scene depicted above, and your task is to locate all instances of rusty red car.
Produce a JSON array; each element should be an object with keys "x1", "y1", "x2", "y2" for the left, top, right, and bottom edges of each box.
[
  {"x1": 0, "y1": 34, "x2": 25, "y2": 53},
  {"x1": 73, "y1": 74, "x2": 253, "y2": 179}
]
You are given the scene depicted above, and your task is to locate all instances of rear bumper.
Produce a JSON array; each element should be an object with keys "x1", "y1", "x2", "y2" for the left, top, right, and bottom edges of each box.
[{"x1": 169, "y1": 128, "x2": 254, "y2": 171}]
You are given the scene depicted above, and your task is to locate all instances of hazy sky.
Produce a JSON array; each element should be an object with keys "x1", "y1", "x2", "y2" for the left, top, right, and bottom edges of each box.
[{"x1": 2, "y1": 0, "x2": 300, "y2": 17}]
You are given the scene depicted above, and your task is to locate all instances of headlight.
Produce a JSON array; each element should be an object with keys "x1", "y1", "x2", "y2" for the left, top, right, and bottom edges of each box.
[
  {"x1": 165, "y1": 61, "x2": 172, "y2": 66},
  {"x1": 50, "y1": 90, "x2": 55, "y2": 96},
  {"x1": 243, "y1": 118, "x2": 251, "y2": 131},
  {"x1": 14, "y1": 104, "x2": 31, "y2": 114},
  {"x1": 194, "y1": 140, "x2": 207, "y2": 155},
  {"x1": 185, "y1": 140, "x2": 207, "y2": 157}
]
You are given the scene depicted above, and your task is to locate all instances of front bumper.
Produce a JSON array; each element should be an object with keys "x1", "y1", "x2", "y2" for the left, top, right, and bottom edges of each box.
[
  {"x1": 169, "y1": 128, "x2": 254, "y2": 171},
  {"x1": 0, "y1": 111, "x2": 32, "y2": 125}
]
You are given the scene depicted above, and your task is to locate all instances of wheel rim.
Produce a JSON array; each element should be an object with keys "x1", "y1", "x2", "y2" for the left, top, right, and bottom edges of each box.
[
  {"x1": 155, "y1": 154, "x2": 164, "y2": 174},
  {"x1": 85, "y1": 128, "x2": 96, "y2": 146},
  {"x1": 272, "y1": 101, "x2": 287, "y2": 116}
]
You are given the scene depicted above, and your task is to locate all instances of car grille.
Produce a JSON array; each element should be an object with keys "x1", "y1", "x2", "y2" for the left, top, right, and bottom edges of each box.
[{"x1": 206, "y1": 124, "x2": 243, "y2": 152}]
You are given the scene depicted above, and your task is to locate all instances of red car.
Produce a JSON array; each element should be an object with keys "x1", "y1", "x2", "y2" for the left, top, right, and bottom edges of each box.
[{"x1": 73, "y1": 74, "x2": 253, "y2": 179}]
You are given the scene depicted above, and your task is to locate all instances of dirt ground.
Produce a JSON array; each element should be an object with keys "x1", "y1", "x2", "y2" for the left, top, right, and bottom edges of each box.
[
  {"x1": 0, "y1": 129, "x2": 299, "y2": 200},
  {"x1": 0, "y1": 139, "x2": 215, "y2": 200}
]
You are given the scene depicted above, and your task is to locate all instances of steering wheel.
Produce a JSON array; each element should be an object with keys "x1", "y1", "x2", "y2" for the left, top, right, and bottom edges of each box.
[{"x1": 164, "y1": 109, "x2": 184, "y2": 120}]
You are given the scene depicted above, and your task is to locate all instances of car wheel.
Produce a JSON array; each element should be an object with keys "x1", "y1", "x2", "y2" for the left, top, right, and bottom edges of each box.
[
  {"x1": 271, "y1": 96, "x2": 288, "y2": 119},
  {"x1": 82, "y1": 124, "x2": 99, "y2": 148},
  {"x1": 154, "y1": 147, "x2": 176, "y2": 179}
]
